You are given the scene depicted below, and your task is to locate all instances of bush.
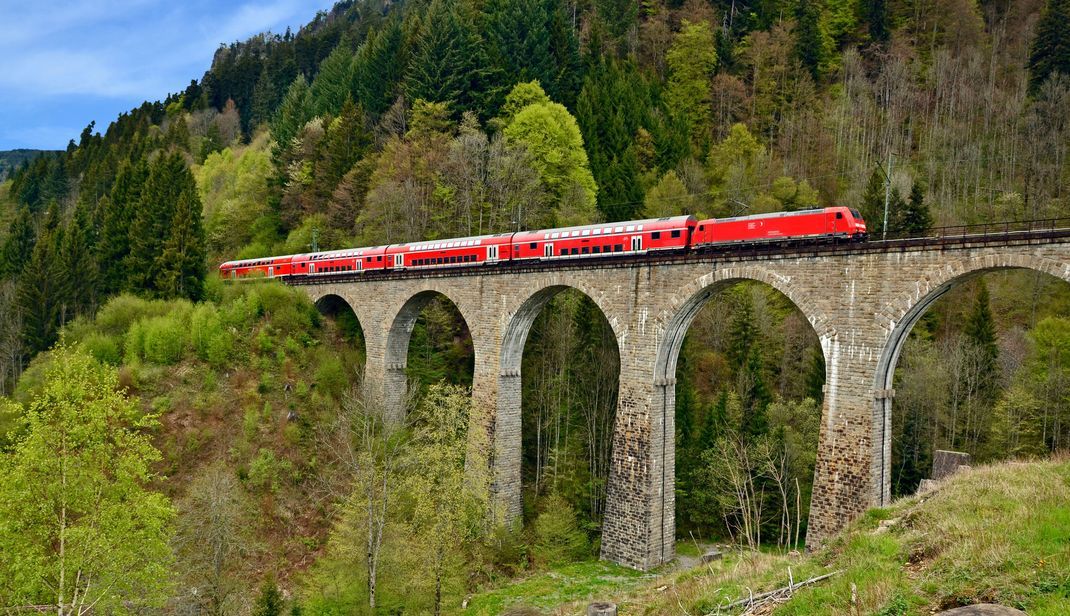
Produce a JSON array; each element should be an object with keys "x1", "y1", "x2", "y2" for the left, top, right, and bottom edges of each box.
[
  {"x1": 530, "y1": 493, "x2": 590, "y2": 567},
  {"x1": 96, "y1": 294, "x2": 171, "y2": 336},
  {"x1": 80, "y1": 333, "x2": 122, "y2": 365},
  {"x1": 190, "y1": 304, "x2": 234, "y2": 367},
  {"x1": 140, "y1": 315, "x2": 187, "y2": 365},
  {"x1": 314, "y1": 354, "x2": 347, "y2": 399},
  {"x1": 247, "y1": 448, "x2": 292, "y2": 493}
]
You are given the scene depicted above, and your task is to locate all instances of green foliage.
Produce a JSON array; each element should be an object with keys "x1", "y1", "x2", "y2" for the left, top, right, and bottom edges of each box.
[
  {"x1": 503, "y1": 85, "x2": 598, "y2": 221},
  {"x1": 314, "y1": 354, "x2": 346, "y2": 399},
  {"x1": 0, "y1": 347, "x2": 175, "y2": 612},
  {"x1": 80, "y1": 332, "x2": 123, "y2": 365},
  {"x1": 405, "y1": 0, "x2": 491, "y2": 117},
  {"x1": 707, "y1": 123, "x2": 766, "y2": 215},
  {"x1": 254, "y1": 577, "x2": 286, "y2": 616},
  {"x1": 136, "y1": 314, "x2": 189, "y2": 365},
  {"x1": 1028, "y1": 0, "x2": 1070, "y2": 94},
  {"x1": 247, "y1": 447, "x2": 293, "y2": 493},
  {"x1": 197, "y1": 133, "x2": 275, "y2": 257},
  {"x1": 531, "y1": 493, "x2": 591, "y2": 566},
  {"x1": 666, "y1": 20, "x2": 717, "y2": 153},
  {"x1": 644, "y1": 170, "x2": 697, "y2": 217}
]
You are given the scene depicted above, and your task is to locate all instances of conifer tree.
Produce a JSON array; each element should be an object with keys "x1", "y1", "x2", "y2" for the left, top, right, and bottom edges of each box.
[
  {"x1": 405, "y1": 0, "x2": 491, "y2": 117},
  {"x1": 1028, "y1": 0, "x2": 1070, "y2": 94},
  {"x1": 320, "y1": 99, "x2": 372, "y2": 191},
  {"x1": 351, "y1": 20, "x2": 406, "y2": 116},
  {"x1": 860, "y1": 167, "x2": 886, "y2": 238},
  {"x1": 126, "y1": 153, "x2": 197, "y2": 296},
  {"x1": 97, "y1": 159, "x2": 147, "y2": 295},
  {"x1": 964, "y1": 281, "x2": 1000, "y2": 402},
  {"x1": 862, "y1": 0, "x2": 890, "y2": 44},
  {"x1": 0, "y1": 207, "x2": 36, "y2": 279},
  {"x1": 739, "y1": 345, "x2": 771, "y2": 440},
  {"x1": 666, "y1": 20, "x2": 717, "y2": 153},
  {"x1": 59, "y1": 203, "x2": 98, "y2": 320},
  {"x1": 484, "y1": 0, "x2": 556, "y2": 109},
  {"x1": 155, "y1": 189, "x2": 206, "y2": 301},
  {"x1": 17, "y1": 227, "x2": 63, "y2": 355},
  {"x1": 899, "y1": 182, "x2": 933, "y2": 237},
  {"x1": 311, "y1": 43, "x2": 356, "y2": 117},
  {"x1": 270, "y1": 75, "x2": 314, "y2": 158},
  {"x1": 795, "y1": 0, "x2": 827, "y2": 81}
]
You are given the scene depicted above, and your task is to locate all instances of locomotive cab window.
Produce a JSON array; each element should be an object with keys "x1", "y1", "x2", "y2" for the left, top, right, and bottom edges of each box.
[{"x1": 836, "y1": 212, "x2": 844, "y2": 219}]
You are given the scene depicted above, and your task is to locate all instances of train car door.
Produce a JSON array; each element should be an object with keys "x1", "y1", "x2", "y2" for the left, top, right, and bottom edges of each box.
[
  {"x1": 356, "y1": 259, "x2": 363, "y2": 272},
  {"x1": 631, "y1": 236, "x2": 643, "y2": 251},
  {"x1": 309, "y1": 263, "x2": 316, "y2": 274},
  {"x1": 544, "y1": 243, "x2": 554, "y2": 258},
  {"x1": 487, "y1": 245, "x2": 499, "y2": 261},
  {"x1": 394, "y1": 254, "x2": 404, "y2": 268},
  {"x1": 268, "y1": 266, "x2": 275, "y2": 278}
]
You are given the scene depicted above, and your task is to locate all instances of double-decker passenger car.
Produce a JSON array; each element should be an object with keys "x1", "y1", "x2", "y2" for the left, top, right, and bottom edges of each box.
[
  {"x1": 693, "y1": 207, "x2": 866, "y2": 246},
  {"x1": 387, "y1": 233, "x2": 514, "y2": 269},
  {"x1": 219, "y1": 254, "x2": 296, "y2": 279},
  {"x1": 511, "y1": 215, "x2": 696, "y2": 260}
]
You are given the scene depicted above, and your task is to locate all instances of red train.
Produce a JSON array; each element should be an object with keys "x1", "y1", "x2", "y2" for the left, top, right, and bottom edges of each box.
[{"x1": 219, "y1": 207, "x2": 867, "y2": 280}]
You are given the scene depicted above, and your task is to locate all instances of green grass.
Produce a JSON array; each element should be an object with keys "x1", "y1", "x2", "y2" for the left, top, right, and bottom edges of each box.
[
  {"x1": 460, "y1": 560, "x2": 648, "y2": 615},
  {"x1": 461, "y1": 458, "x2": 1070, "y2": 615}
]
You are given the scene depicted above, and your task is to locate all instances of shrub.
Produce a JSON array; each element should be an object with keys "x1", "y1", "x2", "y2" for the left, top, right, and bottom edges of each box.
[
  {"x1": 314, "y1": 354, "x2": 347, "y2": 399},
  {"x1": 530, "y1": 493, "x2": 590, "y2": 567},
  {"x1": 95, "y1": 294, "x2": 169, "y2": 336},
  {"x1": 190, "y1": 304, "x2": 234, "y2": 367},
  {"x1": 80, "y1": 333, "x2": 122, "y2": 365},
  {"x1": 140, "y1": 315, "x2": 187, "y2": 365},
  {"x1": 247, "y1": 448, "x2": 292, "y2": 493}
]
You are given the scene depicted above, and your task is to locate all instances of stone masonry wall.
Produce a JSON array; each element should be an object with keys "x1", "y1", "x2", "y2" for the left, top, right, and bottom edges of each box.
[{"x1": 297, "y1": 238, "x2": 1070, "y2": 570}]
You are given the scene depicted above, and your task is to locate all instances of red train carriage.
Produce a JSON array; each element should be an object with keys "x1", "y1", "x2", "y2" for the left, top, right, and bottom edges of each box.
[
  {"x1": 387, "y1": 233, "x2": 514, "y2": 269},
  {"x1": 297, "y1": 246, "x2": 390, "y2": 275},
  {"x1": 219, "y1": 254, "x2": 296, "y2": 279},
  {"x1": 511, "y1": 215, "x2": 696, "y2": 260},
  {"x1": 693, "y1": 207, "x2": 865, "y2": 246}
]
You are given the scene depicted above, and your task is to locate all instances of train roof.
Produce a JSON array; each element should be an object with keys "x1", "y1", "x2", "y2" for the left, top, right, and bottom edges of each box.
[
  {"x1": 220, "y1": 254, "x2": 295, "y2": 267},
  {"x1": 397, "y1": 233, "x2": 513, "y2": 251},
  {"x1": 299, "y1": 245, "x2": 389, "y2": 260},
  {"x1": 516, "y1": 215, "x2": 696, "y2": 239}
]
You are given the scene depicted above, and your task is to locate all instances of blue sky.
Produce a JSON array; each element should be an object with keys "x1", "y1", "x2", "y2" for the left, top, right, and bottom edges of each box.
[{"x1": 0, "y1": 0, "x2": 336, "y2": 150}]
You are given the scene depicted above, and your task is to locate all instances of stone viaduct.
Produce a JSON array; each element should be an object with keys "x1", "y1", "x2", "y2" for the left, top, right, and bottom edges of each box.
[{"x1": 292, "y1": 231, "x2": 1070, "y2": 570}]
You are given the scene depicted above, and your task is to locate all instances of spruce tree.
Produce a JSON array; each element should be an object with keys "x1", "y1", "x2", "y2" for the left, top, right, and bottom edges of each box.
[
  {"x1": 0, "y1": 207, "x2": 37, "y2": 278},
  {"x1": 860, "y1": 167, "x2": 886, "y2": 238},
  {"x1": 899, "y1": 182, "x2": 933, "y2": 237},
  {"x1": 59, "y1": 203, "x2": 98, "y2": 319},
  {"x1": 739, "y1": 345, "x2": 771, "y2": 440},
  {"x1": 97, "y1": 159, "x2": 147, "y2": 295},
  {"x1": 319, "y1": 99, "x2": 372, "y2": 191},
  {"x1": 351, "y1": 20, "x2": 405, "y2": 117},
  {"x1": 126, "y1": 153, "x2": 195, "y2": 296},
  {"x1": 964, "y1": 281, "x2": 1000, "y2": 402},
  {"x1": 795, "y1": 0, "x2": 827, "y2": 81},
  {"x1": 405, "y1": 0, "x2": 491, "y2": 117},
  {"x1": 155, "y1": 184, "x2": 206, "y2": 301},
  {"x1": 483, "y1": 0, "x2": 556, "y2": 110},
  {"x1": 17, "y1": 228, "x2": 63, "y2": 355},
  {"x1": 1028, "y1": 0, "x2": 1070, "y2": 94},
  {"x1": 270, "y1": 75, "x2": 313, "y2": 158},
  {"x1": 862, "y1": 0, "x2": 890, "y2": 44},
  {"x1": 311, "y1": 43, "x2": 356, "y2": 117}
]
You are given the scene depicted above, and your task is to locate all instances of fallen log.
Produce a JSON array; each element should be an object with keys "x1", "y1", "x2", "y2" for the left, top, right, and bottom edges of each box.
[{"x1": 706, "y1": 569, "x2": 843, "y2": 614}]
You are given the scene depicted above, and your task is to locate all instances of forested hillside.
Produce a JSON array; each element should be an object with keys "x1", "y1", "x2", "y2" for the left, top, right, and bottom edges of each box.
[{"x1": 1, "y1": 0, "x2": 1069, "y2": 612}]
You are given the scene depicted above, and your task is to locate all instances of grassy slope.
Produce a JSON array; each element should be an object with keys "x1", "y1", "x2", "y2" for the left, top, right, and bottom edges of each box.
[
  {"x1": 464, "y1": 458, "x2": 1070, "y2": 615},
  {"x1": 44, "y1": 281, "x2": 365, "y2": 590}
]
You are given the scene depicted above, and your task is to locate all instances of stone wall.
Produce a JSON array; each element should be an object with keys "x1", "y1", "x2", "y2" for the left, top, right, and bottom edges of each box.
[{"x1": 296, "y1": 237, "x2": 1070, "y2": 570}]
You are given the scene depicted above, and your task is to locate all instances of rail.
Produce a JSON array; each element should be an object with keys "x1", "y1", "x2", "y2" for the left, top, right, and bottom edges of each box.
[{"x1": 280, "y1": 217, "x2": 1070, "y2": 286}]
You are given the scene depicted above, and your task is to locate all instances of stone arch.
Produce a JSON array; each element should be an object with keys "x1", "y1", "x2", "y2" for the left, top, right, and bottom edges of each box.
[
  {"x1": 654, "y1": 265, "x2": 835, "y2": 387},
  {"x1": 644, "y1": 266, "x2": 833, "y2": 564},
  {"x1": 871, "y1": 252, "x2": 1070, "y2": 503},
  {"x1": 494, "y1": 282, "x2": 623, "y2": 523},
  {"x1": 381, "y1": 287, "x2": 478, "y2": 423}
]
